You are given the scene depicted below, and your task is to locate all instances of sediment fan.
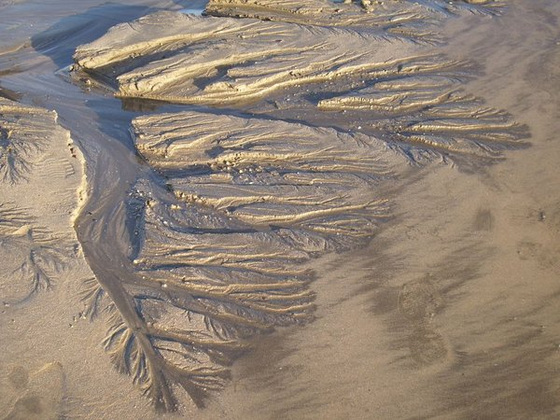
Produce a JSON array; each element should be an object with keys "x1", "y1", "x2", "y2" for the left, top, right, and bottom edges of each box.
[
  {"x1": 72, "y1": 0, "x2": 527, "y2": 412},
  {"x1": 73, "y1": 11, "x2": 527, "y2": 162},
  {"x1": 0, "y1": 204, "x2": 68, "y2": 303},
  {"x1": 84, "y1": 113, "x2": 399, "y2": 411},
  {"x1": 316, "y1": 74, "x2": 528, "y2": 162},
  {"x1": 73, "y1": 12, "x2": 428, "y2": 102}
]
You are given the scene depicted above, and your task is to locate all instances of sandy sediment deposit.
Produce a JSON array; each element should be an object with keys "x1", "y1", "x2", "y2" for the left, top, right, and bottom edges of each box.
[
  {"x1": 0, "y1": 97, "x2": 86, "y2": 306},
  {"x1": 205, "y1": 0, "x2": 504, "y2": 39},
  {"x1": 0, "y1": 97, "x2": 92, "y2": 418},
  {"x1": 73, "y1": 12, "x2": 432, "y2": 103},
  {"x1": 73, "y1": 9, "x2": 527, "y2": 163},
  {"x1": 1, "y1": 0, "x2": 559, "y2": 418},
  {"x1": 72, "y1": 111, "x2": 404, "y2": 411}
]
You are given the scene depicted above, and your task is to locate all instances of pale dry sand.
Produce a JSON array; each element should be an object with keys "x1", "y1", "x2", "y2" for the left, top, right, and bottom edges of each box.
[
  {"x1": 0, "y1": 0, "x2": 559, "y2": 419},
  {"x1": 0, "y1": 98, "x2": 92, "y2": 418}
]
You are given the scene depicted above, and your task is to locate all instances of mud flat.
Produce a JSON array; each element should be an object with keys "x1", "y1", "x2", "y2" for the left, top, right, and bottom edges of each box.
[
  {"x1": 68, "y1": 1, "x2": 528, "y2": 412},
  {"x1": 0, "y1": 0, "x2": 559, "y2": 418},
  {"x1": 196, "y1": 2, "x2": 560, "y2": 419}
]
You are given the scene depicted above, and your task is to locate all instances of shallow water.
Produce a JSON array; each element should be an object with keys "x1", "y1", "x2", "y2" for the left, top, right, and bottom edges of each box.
[{"x1": 1, "y1": 0, "x2": 559, "y2": 418}]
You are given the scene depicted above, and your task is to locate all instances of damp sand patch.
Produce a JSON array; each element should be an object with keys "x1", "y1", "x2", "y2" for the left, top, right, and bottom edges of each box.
[
  {"x1": 0, "y1": 97, "x2": 87, "y2": 305},
  {"x1": 0, "y1": 97, "x2": 93, "y2": 420}
]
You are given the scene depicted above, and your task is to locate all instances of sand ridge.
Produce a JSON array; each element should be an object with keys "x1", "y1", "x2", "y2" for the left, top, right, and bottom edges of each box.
[{"x1": 73, "y1": 11, "x2": 527, "y2": 163}]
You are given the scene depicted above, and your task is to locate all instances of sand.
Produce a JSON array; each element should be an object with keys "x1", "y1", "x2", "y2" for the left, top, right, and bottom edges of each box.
[
  {"x1": 0, "y1": 0, "x2": 559, "y2": 418},
  {"x1": 0, "y1": 97, "x2": 88, "y2": 419}
]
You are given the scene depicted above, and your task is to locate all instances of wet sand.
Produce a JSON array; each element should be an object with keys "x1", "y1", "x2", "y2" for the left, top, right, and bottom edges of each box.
[{"x1": 1, "y1": 0, "x2": 559, "y2": 419}]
